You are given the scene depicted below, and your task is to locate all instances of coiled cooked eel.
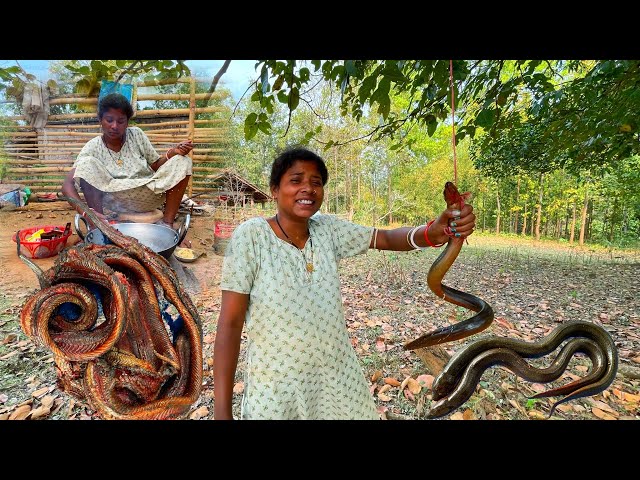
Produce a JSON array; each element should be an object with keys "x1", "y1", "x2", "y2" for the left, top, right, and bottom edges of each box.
[{"x1": 18, "y1": 197, "x2": 203, "y2": 419}]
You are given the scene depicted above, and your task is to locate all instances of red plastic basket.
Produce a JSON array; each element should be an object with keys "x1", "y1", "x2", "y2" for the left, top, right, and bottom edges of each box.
[
  {"x1": 214, "y1": 222, "x2": 236, "y2": 239},
  {"x1": 12, "y1": 225, "x2": 72, "y2": 259}
]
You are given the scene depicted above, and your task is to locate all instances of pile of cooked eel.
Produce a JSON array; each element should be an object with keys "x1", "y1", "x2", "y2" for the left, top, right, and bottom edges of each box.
[{"x1": 19, "y1": 199, "x2": 203, "y2": 420}]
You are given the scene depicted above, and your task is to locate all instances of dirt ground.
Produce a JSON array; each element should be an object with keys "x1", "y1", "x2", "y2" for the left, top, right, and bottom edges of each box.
[{"x1": 1, "y1": 203, "x2": 639, "y2": 421}]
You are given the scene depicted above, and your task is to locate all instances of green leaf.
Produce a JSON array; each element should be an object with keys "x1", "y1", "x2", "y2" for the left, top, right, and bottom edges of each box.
[
  {"x1": 288, "y1": 87, "x2": 300, "y2": 111},
  {"x1": 345, "y1": 60, "x2": 358, "y2": 76},
  {"x1": 246, "y1": 112, "x2": 258, "y2": 125},
  {"x1": 272, "y1": 75, "x2": 284, "y2": 91},
  {"x1": 244, "y1": 119, "x2": 259, "y2": 140},
  {"x1": 257, "y1": 122, "x2": 271, "y2": 134},
  {"x1": 277, "y1": 91, "x2": 289, "y2": 104},
  {"x1": 427, "y1": 118, "x2": 437, "y2": 136},
  {"x1": 476, "y1": 108, "x2": 496, "y2": 129}
]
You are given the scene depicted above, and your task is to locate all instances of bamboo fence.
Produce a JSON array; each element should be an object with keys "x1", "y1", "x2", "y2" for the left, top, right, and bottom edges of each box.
[{"x1": 0, "y1": 77, "x2": 230, "y2": 200}]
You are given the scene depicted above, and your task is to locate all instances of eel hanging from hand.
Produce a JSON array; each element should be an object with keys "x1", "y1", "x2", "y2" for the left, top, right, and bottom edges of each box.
[{"x1": 404, "y1": 181, "x2": 494, "y2": 350}]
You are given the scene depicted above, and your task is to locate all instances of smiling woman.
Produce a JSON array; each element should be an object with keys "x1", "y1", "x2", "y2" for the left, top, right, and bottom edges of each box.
[{"x1": 212, "y1": 145, "x2": 478, "y2": 420}]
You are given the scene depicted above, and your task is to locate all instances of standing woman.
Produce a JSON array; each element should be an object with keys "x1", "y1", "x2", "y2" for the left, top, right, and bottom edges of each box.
[
  {"x1": 61, "y1": 92, "x2": 193, "y2": 228},
  {"x1": 213, "y1": 147, "x2": 476, "y2": 420}
]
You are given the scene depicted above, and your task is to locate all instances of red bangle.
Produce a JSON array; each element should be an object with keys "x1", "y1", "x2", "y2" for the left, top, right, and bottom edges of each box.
[{"x1": 424, "y1": 220, "x2": 445, "y2": 247}]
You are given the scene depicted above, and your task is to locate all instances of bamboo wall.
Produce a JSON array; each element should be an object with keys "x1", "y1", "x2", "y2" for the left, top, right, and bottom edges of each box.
[{"x1": 1, "y1": 77, "x2": 229, "y2": 200}]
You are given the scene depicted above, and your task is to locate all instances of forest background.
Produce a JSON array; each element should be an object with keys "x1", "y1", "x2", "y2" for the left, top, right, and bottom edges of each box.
[{"x1": 1, "y1": 59, "x2": 639, "y2": 249}]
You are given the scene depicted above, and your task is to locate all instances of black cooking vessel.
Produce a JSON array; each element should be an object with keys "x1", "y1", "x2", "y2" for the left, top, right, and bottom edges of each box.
[{"x1": 74, "y1": 214, "x2": 190, "y2": 259}]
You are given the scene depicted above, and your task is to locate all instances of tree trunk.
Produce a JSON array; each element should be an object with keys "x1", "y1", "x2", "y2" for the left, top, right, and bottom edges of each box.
[
  {"x1": 535, "y1": 174, "x2": 543, "y2": 241},
  {"x1": 569, "y1": 200, "x2": 577, "y2": 245},
  {"x1": 482, "y1": 193, "x2": 486, "y2": 232},
  {"x1": 521, "y1": 203, "x2": 528, "y2": 236},
  {"x1": 609, "y1": 197, "x2": 618, "y2": 242},
  {"x1": 387, "y1": 165, "x2": 393, "y2": 225},
  {"x1": 514, "y1": 177, "x2": 521, "y2": 235},
  {"x1": 579, "y1": 187, "x2": 589, "y2": 246},
  {"x1": 495, "y1": 190, "x2": 501, "y2": 234}
]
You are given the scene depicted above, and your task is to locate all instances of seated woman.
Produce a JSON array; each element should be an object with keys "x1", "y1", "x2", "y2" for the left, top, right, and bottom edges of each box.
[{"x1": 61, "y1": 92, "x2": 193, "y2": 231}]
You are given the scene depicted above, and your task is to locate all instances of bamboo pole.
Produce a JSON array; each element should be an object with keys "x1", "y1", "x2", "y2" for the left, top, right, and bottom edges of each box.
[
  {"x1": 1, "y1": 159, "x2": 73, "y2": 165},
  {"x1": 3, "y1": 178, "x2": 65, "y2": 184},
  {"x1": 6, "y1": 166, "x2": 73, "y2": 174},
  {"x1": 187, "y1": 77, "x2": 196, "y2": 197},
  {"x1": 5, "y1": 106, "x2": 222, "y2": 122}
]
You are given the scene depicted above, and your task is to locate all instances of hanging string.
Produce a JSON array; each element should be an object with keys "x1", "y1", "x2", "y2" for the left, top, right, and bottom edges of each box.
[{"x1": 449, "y1": 59, "x2": 458, "y2": 186}]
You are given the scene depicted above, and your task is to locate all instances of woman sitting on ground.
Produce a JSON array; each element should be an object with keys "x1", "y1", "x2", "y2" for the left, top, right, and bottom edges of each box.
[{"x1": 61, "y1": 92, "x2": 193, "y2": 229}]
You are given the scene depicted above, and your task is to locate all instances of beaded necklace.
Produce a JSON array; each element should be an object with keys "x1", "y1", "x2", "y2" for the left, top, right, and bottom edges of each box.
[{"x1": 275, "y1": 214, "x2": 314, "y2": 274}]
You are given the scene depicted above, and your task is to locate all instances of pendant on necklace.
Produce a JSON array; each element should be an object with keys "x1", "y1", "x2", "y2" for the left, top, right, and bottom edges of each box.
[{"x1": 306, "y1": 262, "x2": 314, "y2": 273}]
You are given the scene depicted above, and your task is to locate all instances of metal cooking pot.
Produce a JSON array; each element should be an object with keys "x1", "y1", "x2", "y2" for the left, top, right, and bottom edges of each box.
[{"x1": 74, "y1": 213, "x2": 190, "y2": 259}]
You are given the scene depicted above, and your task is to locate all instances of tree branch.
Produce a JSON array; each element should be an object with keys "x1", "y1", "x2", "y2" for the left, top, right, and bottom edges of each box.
[{"x1": 202, "y1": 60, "x2": 231, "y2": 106}]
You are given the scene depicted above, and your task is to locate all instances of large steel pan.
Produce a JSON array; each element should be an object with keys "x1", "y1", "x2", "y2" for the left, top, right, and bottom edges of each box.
[{"x1": 74, "y1": 214, "x2": 190, "y2": 259}]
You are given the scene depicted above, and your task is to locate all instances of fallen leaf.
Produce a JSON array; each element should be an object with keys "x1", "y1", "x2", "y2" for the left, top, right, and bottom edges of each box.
[
  {"x1": 589, "y1": 399, "x2": 618, "y2": 415},
  {"x1": 0, "y1": 394, "x2": 7, "y2": 403},
  {"x1": 528, "y1": 410, "x2": 546, "y2": 419},
  {"x1": 400, "y1": 376, "x2": 411, "y2": 391},
  {"x1": 592, "y1": 408, "x2": 616, "y2": 420},
  {"x1": 2, "y1": 333, "x2": 17, "y2": 344},
  {"x1": 416, "y1": 374, "x2": 434, "y2": 390},
  {"x1": 462, "y1": 409, "x2": 476, "y2": 420},
  {"x1": 555, "y1": 404, "x2": 572, "y2": 413},
  {"x1": 495, "y1": 317, "x2": 515, "y2": 329},
  {"x1": 40, "y1": 395, "x2": 56, "y2": 409},
  {"x1": 9, "y1": 405, "x2": 31, "y2": 420},
  {"x1": 508, "y1": 399, "x2": 527, "y2": 416},
  {"x1": 375, "y1": 339, "x2": 386, "y2": 352},
  {"x1": 406, "y1": 378, "x2": 421, "y2": 395},
  {"x1": 32, "y1": 387, "x2": 49, "y2": 398},
  {"x1": 450, "y1": 412, "x2": 465, "y2": 420},
  {"x1": 403, "y1": 389, "x2": 415, "y2": 402},
  {"x1": 371, "y1": 370, "x2": 382, "y2": 383},
  {"x1": 0, "y1": 351, "x2": 19, "y2": 360},
  {"x1": 232, "y1": 382, "x2": 244, "y2": 394},
  {"x1": 613, "y1": 389, "x2": 640, "y2": 404},
  {"x1": 189, "y1": 405, "x2": 209, "y2": 420},
  {"x1": 29, "y1": 406, "x2": 51, "y2": 420},
  {"x1": 377, "y1": 393, "x2": 392, "y2": 402},
  {"x1": 383, "y1": 377, "x2": 401, "y2": 387},
  {"x1": 379, "y1": 384, "x2": 392, "y2": 395}
]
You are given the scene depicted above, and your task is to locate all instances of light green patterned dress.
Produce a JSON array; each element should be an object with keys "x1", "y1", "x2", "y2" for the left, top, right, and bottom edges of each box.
[
  {"x1": 220, "y1": 214, "x2": 379, "y2": 420},
  {"x1": 72, "y1": 126, "x2": 192, "y2": 213}
]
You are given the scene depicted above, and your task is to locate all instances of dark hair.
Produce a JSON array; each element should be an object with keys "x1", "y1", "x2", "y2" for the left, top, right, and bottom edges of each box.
[
  {"x1": 269, "y1": 147, "x2": 329, "y2": 189},
  {"x1": 98, "y1": 93, "x2": 134, "y2": 120}
]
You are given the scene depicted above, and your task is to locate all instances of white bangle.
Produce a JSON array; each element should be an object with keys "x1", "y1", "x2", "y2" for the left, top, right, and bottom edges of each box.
[
  {"x1": 373, "y1": 228, "x2": 379, "y2": 250},
  {"x1": 166, "y1": 148, "x2": 172, "y2": 160},
  {"x1": 407, "y1": 226, "x2": 426, "y2": 250}
]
